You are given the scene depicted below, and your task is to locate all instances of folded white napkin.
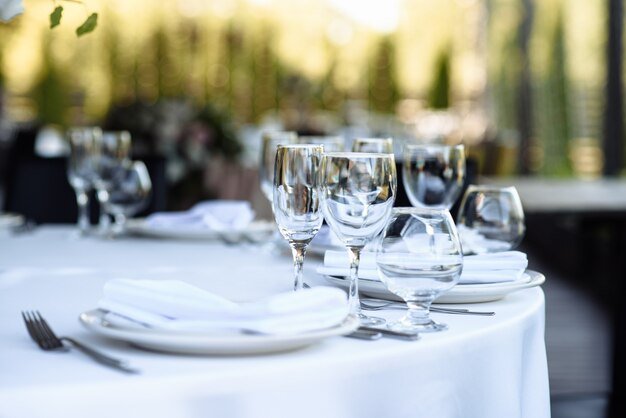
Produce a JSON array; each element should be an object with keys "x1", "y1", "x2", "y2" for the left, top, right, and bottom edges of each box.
[
  {"x1": 316, "y1": 250, "x2": 528, "y2": 284},
  {"x1": 145, "y1": 200, "x2": 255, "y2": 231},
  {"x1": 98, "y1": 279, "x2": 349, "y2": 335}
]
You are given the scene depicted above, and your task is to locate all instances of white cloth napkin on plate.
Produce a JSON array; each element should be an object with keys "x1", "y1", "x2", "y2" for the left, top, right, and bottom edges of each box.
[
  {"x1": 98, "y1": 279, "x2": 349, "y2": 335},
  {"x1": 145, "y1": 200, "x2": 255, "y2": 231},
  {"x1": 316, "y1": 250, "x2": 528, "y2": 284}
]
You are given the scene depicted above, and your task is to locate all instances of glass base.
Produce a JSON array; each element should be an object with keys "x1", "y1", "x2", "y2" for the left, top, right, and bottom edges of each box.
[
  {"x1": 388, "y1": 317, "x2": 447, "y2": 333},
  {"x1": 358, "y1": 313, "x2": 386, "y2": 326}
]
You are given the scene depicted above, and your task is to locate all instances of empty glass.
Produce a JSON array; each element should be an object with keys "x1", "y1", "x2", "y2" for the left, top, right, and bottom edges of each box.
[
  {"x1": 319, "y1": 152, "x2": 397, "y2": 325},
  {"x1": 376, "y1": 207, "x2": 463, "y2": 332},
  {"x1": 298, "y1": 135, "x2": 345, "y2": 152},
  {"x1": 66, "y1": 127, "x2": 101, "y2": 235},
  {"x1": 352, "y1": 137, "x2": 393, "y2": 154},
  {"x1": 456, "y1": 185, "x2": 525, "y2": 254},
  {"x1": 402, "y1": 144, "x2": 465, "y2": 210},
  {"x1": 105, "y1": 160, "x2": 152, "y2": 236},
  {"x1": 93, "y1": 131, "x2": 131, "y2": 233},
  {"x1": 273, "y1": 145, "x2": 324, "y2": 291},
  {"x1": 259, "y1": 131, "x2": 297, "y2": 202}
]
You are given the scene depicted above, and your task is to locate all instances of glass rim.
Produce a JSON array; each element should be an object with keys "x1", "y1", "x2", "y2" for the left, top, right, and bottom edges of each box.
[
  {"x1": 403, "y1": 143, "x2": 464, "y2": 151},
  {"x1": 276, "y1": 144, "x2": 324, "y2": 150},
  {"x1": 353, "y1": 137, "x2": 393, "y2": 143},
  {"x1": 322, "y1": 151, "x2": 394, "y2": 158}
]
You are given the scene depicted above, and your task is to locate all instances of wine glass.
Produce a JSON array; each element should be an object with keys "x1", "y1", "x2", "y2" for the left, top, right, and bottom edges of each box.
[
  {"x1": 93, "y1": 131, "x2": 131, "y2": 234},
  {"x1": 259, "y1": 131, "x2": 297, "y2": 252},
  {"x1": 456, "y1": 185, "x2": 525, "y2": 254},
  {"x1": 376, "y1": 207, "x2": 463, "y2": 332},
  {"x1": 259, "y1": 131, "x2": 297, "y2": 202},
  {"x1": 273, "y1": 145, "x2": 324, "y2": 291},
  {"x1": 105, "y1": 160, "x2": 152, "y2": 236},
  {"x1": 351, "y1": 137, "x2": 393, "y2": 154},
  {"x1": 402, "y1": 144, "x2": 465, "y2": 210},
  {"x1": 319, "y1": 152, "x2": 397, "y2": 325},
  {"x1": 298, "y1": 135, "x2": 345, "y2": 152},
  {"x1": 66, "y1": 127, "x2": 101, "y2": 235}
]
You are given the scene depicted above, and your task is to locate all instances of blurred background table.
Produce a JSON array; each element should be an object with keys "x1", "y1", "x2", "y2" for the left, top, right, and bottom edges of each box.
[{"x1": 0, "y1": 226, "x2": 549, "y2": 418}]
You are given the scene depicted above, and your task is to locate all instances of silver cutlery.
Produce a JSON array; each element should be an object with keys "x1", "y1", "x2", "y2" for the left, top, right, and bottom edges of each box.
[
  {"x1": 22, "y1": 311, "x2": 138, "y2": 374},
  {"x1": 357, "y1": 326, "x2": 419, "y2": 341},
  {"x1": 360, "y1": 299, "x2": 495, "y2": 316},
  {"x1": 345, "y1": 328, "x2": 383, "y2": 340}
]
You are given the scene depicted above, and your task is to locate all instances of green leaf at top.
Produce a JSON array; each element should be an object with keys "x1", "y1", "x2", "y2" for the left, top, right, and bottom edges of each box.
[
  {"x1": 50, "y1": 6, "x2": 63, "y2": 29},
  {"x1": 76, "y1": 13, "x2": 98, "y2": 37}
]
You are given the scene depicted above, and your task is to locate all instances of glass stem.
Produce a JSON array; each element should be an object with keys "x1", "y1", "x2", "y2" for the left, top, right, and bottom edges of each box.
[
  {"x1": 76, "y1": 189, "x2": 89, "y2": 234},
  {"x1": 291, "y1": 244, "x2": 307, "y2": 291},
  {"x1": 347, "y1": 246, "x2": 362, "y2": 316},
  {"x1": 406, "y1": 301, "x2": 432, "y2": 325},
  {"x1": 96, "y1": 188, "x2": 111, "y2": 231}
]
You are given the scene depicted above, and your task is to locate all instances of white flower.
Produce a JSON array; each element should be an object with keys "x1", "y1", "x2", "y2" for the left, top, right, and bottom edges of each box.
[{"x1": 0, "y1": 0, "x2": 24, "y2": 23}]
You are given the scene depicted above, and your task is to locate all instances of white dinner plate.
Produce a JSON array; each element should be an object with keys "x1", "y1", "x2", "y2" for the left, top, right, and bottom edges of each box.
[
  {"x1": 79, "y1": 309, "x2": 359, "y2": 355},
  {"x1": 324, "y1": 270, "x2": 545, "y2": 304},
  {"x1": 125, "y1": 218, "x2": 276, "y2": 243}
]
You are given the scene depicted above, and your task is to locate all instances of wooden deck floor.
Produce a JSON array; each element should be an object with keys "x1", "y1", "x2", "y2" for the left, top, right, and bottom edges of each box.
[{"x1": 525, "y1": 245, "x2": 611, "y2": 417}]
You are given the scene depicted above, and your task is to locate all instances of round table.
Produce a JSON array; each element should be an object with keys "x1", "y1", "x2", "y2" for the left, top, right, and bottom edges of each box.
[{"x1": 0, "y1": 226, "x2": 550, "y2": 418}]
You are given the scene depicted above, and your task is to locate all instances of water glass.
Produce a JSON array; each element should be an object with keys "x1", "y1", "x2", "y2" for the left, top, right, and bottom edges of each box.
[
  {"x1": 259, "y1": 131, "x2": 297, "y2": 202},
  {"x1": 273, "y1": 145, "x2": 324, "y2": 291},
  {"x1": 319, "y1": 152, "x2": 397, "y2": 325},
  {"x1": 376, "y1": 207, "x2": 463, "y2": 332},
  {"x1": 105, "y1": 160, "x2": 152, "y2": 235},
  {"x1": 402, "y1": 143, "x2": 465, "y2": 209},
  {"x1": 66, "y1": 127, "x2": 101, "y2": 234},
  {"x1": 456, "y1": 185, "x2": 525, "y2": 254},
  {"x1": 352, "y1": 137, "x2": 393, "y2": 154},
  {"x1": 93, "y1": 131, "x2": 131, "y2": 233},
  {"x1": 298, "y1": 135, "x2": 345, "y2": 152}
]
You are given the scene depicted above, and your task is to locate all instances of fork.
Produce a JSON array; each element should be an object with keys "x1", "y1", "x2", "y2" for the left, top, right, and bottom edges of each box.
[
  {"x1": 21, "y1": 311, "x2": 138, "y2": 374},
  {"x1": 359, "y1": 300, "x2": 495, "y2": 316}
]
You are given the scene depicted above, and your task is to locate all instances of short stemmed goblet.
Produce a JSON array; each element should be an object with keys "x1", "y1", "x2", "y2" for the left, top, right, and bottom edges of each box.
[
  {"x1": 66, "y1": 127, "x2": 101, "y2": 235},
  {"x1": 376, "y1": 208, "x2": 463, "y2": 333},
  {"x1": 402, "y1": 144, "x2": 465, "y2": 210},
  {"x1": 273, "y1": 145, "x2": 324, "y2": 291},
  {"x1": 351, "y1": 137, "x2": 393, "y2": 154},
  {"x1": 319, "y1": 152, "x2": 397, "y2": 325},
  {"x1": 93, "y1": 131, "x2": 131, "y2": 234},
  {"x1": 456, "y1": 185, "x2": 525, "y2": 254},
  {"x1": 105, "y1": 160, "x2": 153, "y2": 236}
]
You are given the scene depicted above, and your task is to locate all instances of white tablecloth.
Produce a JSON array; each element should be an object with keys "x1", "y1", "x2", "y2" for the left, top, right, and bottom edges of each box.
[{"x1": 0, "y1": 226, "x2": 550, "y2": 418}]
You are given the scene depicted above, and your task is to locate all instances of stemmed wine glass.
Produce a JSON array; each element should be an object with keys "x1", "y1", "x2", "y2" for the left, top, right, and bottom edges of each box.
[
  {"x1": 456, "y1": 185, "x2": 525, "y2": 254},
  {"x1": 273, "y1": 145, "x2": 324, "y2": 291},
  {"x1": 66, "y1": 127, "x2": 101, "y2": 235},
  {"x1": 298, "y1": 135, "x2": 345, "y2": 152},
  {"x1": 260, "y1": 131, "x2": 297, "y2": 202},
  {"x1": 352, "y1": 137, "x2": 393, "y2": 154},
  {"x1": 376, "y1": 207, "x2": 463, "y2": 332},
  {"x1": 319, "y1": 152, "x2": 397, "y2": 325},
  {"x1": 259, "y1": 131, "x2": 297, "y2": 251},
  {"x1": 93, "y1": 131, "x2": 131, "y2": 234},
  {"x1": 105, "y1": 160, "x2": 152, "y2": 236},
  {"x1": 402, "y1": 144, "x2": 465, "y2": 209}
]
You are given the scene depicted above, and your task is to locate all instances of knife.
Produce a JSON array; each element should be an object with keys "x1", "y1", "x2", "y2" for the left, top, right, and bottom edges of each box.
[{"x1": 358, "y1": 326, "x2": 420, "y2": 341}]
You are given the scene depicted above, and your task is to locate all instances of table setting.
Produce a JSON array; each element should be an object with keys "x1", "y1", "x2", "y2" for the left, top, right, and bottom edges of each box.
[{"x1": 0, "y1": 131, "x2": 550, "y2": 418}]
